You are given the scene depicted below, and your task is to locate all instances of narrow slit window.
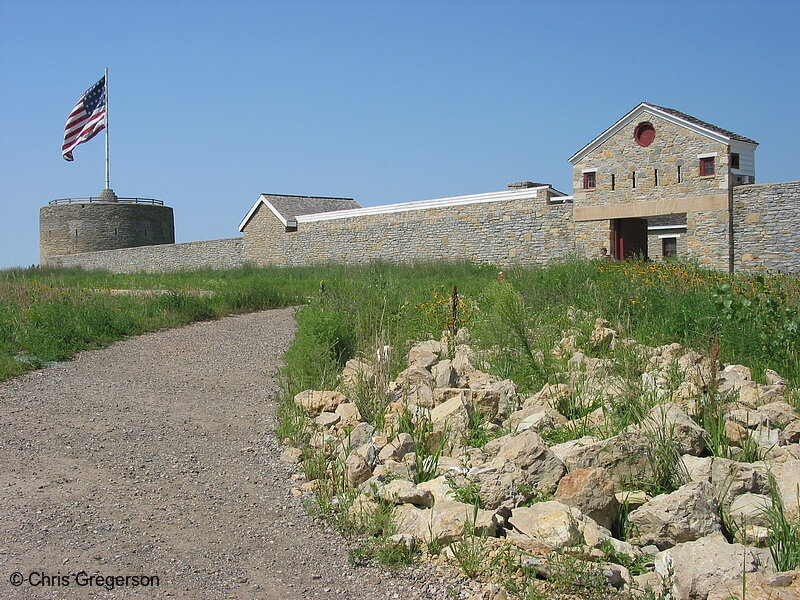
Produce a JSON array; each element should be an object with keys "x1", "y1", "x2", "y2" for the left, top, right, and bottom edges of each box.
[
  {"x1": 632, "y1": 171, "x2": 636, "y2": 188},
  {"x1": 654, "y1": 168, "x2": 659, "y2": 186},
  {"x1": 611, "y1": 174, "x2": 615, "y2": 191},
  {"x1": 677, "y1": 165, "x2": 682, "y2": 183}
]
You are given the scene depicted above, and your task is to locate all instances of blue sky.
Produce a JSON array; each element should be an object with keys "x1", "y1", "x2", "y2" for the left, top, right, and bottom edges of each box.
[{"x1": 1, "y1": 0, "x2": 798, "y2": 269}]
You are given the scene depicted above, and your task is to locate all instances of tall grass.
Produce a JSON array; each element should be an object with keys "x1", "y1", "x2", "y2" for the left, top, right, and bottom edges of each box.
[{"x1": 3, "y1": 260, "x2": 798, "y2": 390}]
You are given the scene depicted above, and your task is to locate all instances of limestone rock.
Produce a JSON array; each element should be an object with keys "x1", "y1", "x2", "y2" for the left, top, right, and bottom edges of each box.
[
  {"x1": 506, "y1": 404, "x2": 567, "y2": 433},
  {"x1": 495, "y1": 430, "x2": 565, "y2": 491},
  {"x1": 407, "y1": 340, "x2": 446, "y2": 366},
  {"x1": 395, "y1": 365, "x2": 435, "y2": 389},
  {"x1": 786, "y1": 421, "x2": 800, "y2": 444},
  {"x1": 430, "y1": 395, "x2": 472, "y2": 434},
  {"x1": 342, "y1": 358, "x2": 375, "y2": 387},
  {"x1": 554, "y1": 467, "x2": 620, "y2": 530},
  {"x1": 392, "y1": 500, "x2": 498, "y2": 545},
  {"x1": 465, "y1": 457, "x2": 531, "y2": 510},
  {"x1": 615, "y1": 490, "x2": 650, "y2": 511},
  {"x1": 372, "y1": 459, "x2": 412, "y2": 482},
  {"x1": 348, "y1": 493, "x2": 381, "y2": 524},
  {"x1": 279, "y1": 447, "x2": 302, "y2": 463},
  {"x1": 627, "y1": 481, "x2": 721, "y2": 549},
  {"x1": 294, "y1": 390, "x2": 347, "y2": 416},
  {"x1": 334, "y1": 402, "x2": 363, "y2": 427},
  {"x1": 707, "y1": 569, "x2": 800, "y2": 600},
  {"x1": 416, "y1": 476, "x2": 456, "y2": 504},
  {"x1": 771, "y1": 460, "x2": 800, "y2": 519},
  {"x1": 522, "y1": 383, "x2": 572, "y2": 410},
  {"x1": 561, "y1": 432, "x2": 650, "y2": 484},
  {"x1": 345, "y1": 451, "x2": 373, "y2": 486},
  {"x1": 590, "y1": 318, "x2": 616, "y2": 348},
  {"x1": 378, "y1": 432, "x2": 415, "y2": 462},
  {"x1": 549, "y1": 435, "x2": 598, "y2": 464},
  {"x1": 508, "y1": 501, "x2": 611, "y2": 550},
  {"x1": 631, "y1": 402, "x2": 707, "y2": 456},
  {"x1": 409, "y1": 351, "x2": 439, "y2": 370},
  {"x1": 681, "y1": 454, "x2": 769, "y2": 509},
  {"x1": 315, "y1": 411, "x2": 340, "y2": 428},
  {"x1": 758, "y1": 401, "x2": 799, "y2": 427},
  {"x1": 655, "y1": 535, "x2": 768, "y2": 600},
  {"x1": 431, "y1": 360, "x2": 457, "y2": 389},
  {"x1": 433, "y1": 387, "x2": 500, "y2": 421},
  {"x1": 452, "y1": 344, "x2": 477, "y2": 377},
  {"x1": 728, "y1": 492, "x2": 772, "y2": 528},
  {"x1": 378, "y1": 479, "x2": 434, "y2": 507}
]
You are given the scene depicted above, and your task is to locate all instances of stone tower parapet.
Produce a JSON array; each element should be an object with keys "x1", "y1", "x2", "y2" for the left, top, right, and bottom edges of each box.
[{"x1": 40, "y1": 197, "x2": 175, "y2": 263}]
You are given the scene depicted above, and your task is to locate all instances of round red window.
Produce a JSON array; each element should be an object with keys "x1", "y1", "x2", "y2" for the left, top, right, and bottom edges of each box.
[{"x1": 635, "y1": 122, "x2": 655, "y2": 147}]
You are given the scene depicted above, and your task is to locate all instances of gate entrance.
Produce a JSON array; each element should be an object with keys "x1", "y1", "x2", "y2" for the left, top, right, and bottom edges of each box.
[{"x1": 612, "y1": 218, "x2": 648, "y2": 260}]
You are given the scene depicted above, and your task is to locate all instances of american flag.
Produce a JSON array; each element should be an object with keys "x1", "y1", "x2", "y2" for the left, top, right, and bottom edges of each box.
[{"x1": 62, "y1": 76, "x2": 106, "y2": 161}]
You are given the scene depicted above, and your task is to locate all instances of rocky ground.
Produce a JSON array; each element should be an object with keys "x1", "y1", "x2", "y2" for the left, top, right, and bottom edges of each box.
[
  {"x1": 0, "y1": 308, "x2": 471, "y2": 599},
  {"x1": 288, "y1": 315, "x2": 800, "y2": 600}
]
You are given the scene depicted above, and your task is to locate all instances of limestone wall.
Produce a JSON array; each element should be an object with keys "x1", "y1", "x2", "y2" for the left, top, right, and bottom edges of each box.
[
  {"x1": 572, "y1": 113, "x2": 731, "y2": 207},
  {"x1": 43, "y1": 238, "x2": 244, "y2": 273},
  {"x1": 40, "y1": 203, "x2": 175, "y2": 261},
  {"x1": 243, "y1": 193, "x2": 575, "y2": 267},
  {"x1": 733, "y1": 181, "x2": 800, "y2": 273},
  {"x1": 570, "y1": 111, "x2": 735, "y2": 267}
]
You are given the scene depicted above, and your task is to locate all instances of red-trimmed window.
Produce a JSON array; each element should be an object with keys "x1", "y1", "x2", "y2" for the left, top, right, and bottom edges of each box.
[
  {"x1": 583, "y1": 172, "x2": 596, "y2": 189},
  {"x1": 700, "y1": 157, "x2": 715, "y2": 176},
  {"x1": 730, "y1": 153, "x2": 740, "y2": 169}
]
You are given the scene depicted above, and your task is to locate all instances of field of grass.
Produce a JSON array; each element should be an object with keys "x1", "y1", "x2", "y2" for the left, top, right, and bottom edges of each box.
[
  {"x1": 2, "y1": 260, "x2": 798, "y2": 387},
  {"x1": 0, "y1": 265, "x2": 326, "y2": 380},
  {"x1": 278, "y1": 259, "x2": 800, "y2": 397}
]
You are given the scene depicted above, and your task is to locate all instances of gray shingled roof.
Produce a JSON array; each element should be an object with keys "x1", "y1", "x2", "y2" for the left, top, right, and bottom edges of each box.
[
  {"x1": 262, "y1": 194, "x2": 361, "y2": 221},
  {"x1": 645, "y1": 103, "x2": 758, "y2": 144}
]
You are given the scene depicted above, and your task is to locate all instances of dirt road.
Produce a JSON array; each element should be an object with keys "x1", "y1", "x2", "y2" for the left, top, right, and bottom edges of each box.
[{"x1": 0, "y1": 309, "x2": 462, "y2": 599}]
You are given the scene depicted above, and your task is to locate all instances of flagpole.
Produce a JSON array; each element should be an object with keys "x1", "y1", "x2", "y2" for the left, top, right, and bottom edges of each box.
[{"x1": 104, "y1": 67, "x2": 110, "y2": 191}]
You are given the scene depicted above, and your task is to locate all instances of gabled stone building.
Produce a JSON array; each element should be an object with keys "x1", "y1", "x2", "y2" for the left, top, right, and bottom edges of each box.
[
  {"x1": 569, "y1": 102, "x2": 759, "y2": 271},
  {"x1": 41, "y1": 103, "x2": 800, "y2": 274}
]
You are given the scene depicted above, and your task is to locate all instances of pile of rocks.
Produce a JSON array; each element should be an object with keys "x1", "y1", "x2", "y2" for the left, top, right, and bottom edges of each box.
[{"x1": 284, "y1": 322, "x2": 800, "y2": 600}]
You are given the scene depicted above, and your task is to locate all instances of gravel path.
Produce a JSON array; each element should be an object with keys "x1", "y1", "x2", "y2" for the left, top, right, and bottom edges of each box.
[{"x1": 0, "y1": 309, "x2": 470, "y2": 599}]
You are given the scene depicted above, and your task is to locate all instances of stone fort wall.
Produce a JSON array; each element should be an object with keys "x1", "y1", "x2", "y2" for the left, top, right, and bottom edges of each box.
[
  {"x1": 40, "y1": 183, "x2": 800, "y2": 274},
  {"x1": 244, "y1": 192, "x2": 575, "y2": 268},
  {"x1": 44, "y1": 237, "x2": 244, "y2": 273},
  {"x1": 733, "y1": 181, "x2": 800, "y2": 273}
]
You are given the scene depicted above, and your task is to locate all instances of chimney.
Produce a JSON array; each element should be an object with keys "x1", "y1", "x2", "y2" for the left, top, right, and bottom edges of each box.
[{"x1": 507, "y1": 181, "x2": 547, "y2": 190}]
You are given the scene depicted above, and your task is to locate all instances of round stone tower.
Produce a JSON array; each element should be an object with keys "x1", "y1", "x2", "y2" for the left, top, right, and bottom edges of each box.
[{"x1": 39, "y1": 188, "x2": 175, "y2": 264}]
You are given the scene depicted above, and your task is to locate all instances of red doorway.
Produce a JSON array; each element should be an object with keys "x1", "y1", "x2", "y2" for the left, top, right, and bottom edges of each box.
[{"x1": 612, "y1": 218, "x2": 648, "y2": 260}]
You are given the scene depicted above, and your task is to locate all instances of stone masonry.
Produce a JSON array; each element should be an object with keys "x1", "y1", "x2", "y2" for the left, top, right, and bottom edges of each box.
[
  {"x1": 45, "y1": 238, "x2": 243, "y2": 273},
  {"x1": 571, "y1": 110, "x2": 735, "y2": 271},
  {"x1": 242, "y1": 190, "x2": 575, "y2": 268},
  {"x1": 733, "y1": 181, "x2": 800, "y2": 273}
]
